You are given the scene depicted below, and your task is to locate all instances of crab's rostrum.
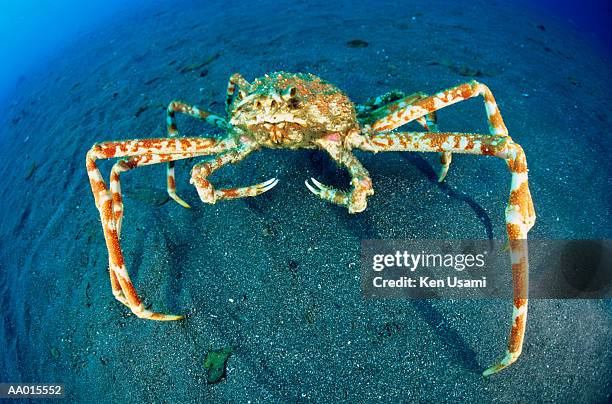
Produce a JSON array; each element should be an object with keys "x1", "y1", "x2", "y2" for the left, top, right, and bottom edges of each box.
[{"x1": 87, "y1": 72, "x2": 535, "y2": 376}]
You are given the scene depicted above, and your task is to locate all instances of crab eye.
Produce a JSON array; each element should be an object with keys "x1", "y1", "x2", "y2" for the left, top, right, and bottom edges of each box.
[
  {"x1": 270, "y1": 99, "x2": 278, "y2": 108},
  {"x1": 282, "y1": 86, "x2": 297, "y2": 99},
  {"x1": 255, "y1": 100, "x2": 262, "y2": 108}
]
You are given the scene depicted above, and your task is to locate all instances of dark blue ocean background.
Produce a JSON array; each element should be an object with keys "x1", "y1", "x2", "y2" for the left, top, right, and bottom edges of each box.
[
  {"x1": 0, "y1": 0, "x2": 610, "y2": 98},
  {"x1": 0, "y1": 0, "x2": 140, "y2": 100},
  {"x1": 0, "y1": 0, "x2": 610, "y2": 402}
]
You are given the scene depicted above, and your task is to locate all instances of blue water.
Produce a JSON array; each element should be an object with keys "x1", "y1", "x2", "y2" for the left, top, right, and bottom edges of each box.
[
  {"x1": 0, "y1": 0, "x2": 154, "y2": 100},
  {"x1": 532, "y1": 0, "x2": 612, "y2": 48},
  {"x1": 0, "y1": 0, "x2": 610, "y2": 101}
]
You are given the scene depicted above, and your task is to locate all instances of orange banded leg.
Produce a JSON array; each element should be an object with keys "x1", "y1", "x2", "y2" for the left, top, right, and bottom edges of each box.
[
  {"x1": 355, "y1": 131, "x2": 535, "y2": 375},
  {"x1": 190, "y1": 142, "x2": 278, "y2": 204},
  {"x1": 110, "y1": 151, "x2": 205, "y2": 239},
  {"x1": 166, "y1": 162, "x2": 188, "y2": 207},
  {"x1": 305, "y1": 135, "x2": 373, "y2": 213},
  {"x1": 110, "y1": 150, "x2": 215, "y2": 307},
  {"x1": 87, "y1": 136, "x2": 235, "y2": 320},
  {"x1": 359, "y1": 92, "x2": 452, "y2": 181},
  {"x1": 165, "y1": 101, "x2": 228, "y2": 208},
  {"x1": 225, "y1": 73, "x2": 251, "y2": 112},
  {"x1": 166, "y1": 100, "x2": 227, "y2": 207},
  {"x1": 369, "y1": 81, "x2": 509, "y2": 137},
  {"x1": 414, "y1": 110, "x2": 452, "y2": 182}
]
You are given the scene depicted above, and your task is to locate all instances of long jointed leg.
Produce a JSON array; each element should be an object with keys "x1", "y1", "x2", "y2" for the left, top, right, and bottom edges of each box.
[
  {"x1": 414, "y1": 110, "x2": 452, "y2": 182},
  {"x1": 225, "y1": 73, "x2": 250, "y2": 113},
  {"x1": 367, "y1": 81, "x2": 509, "y2": 138},
  {"x1": 86, "y1": 136, "x2": 235, "y2": 320},
  {"x1": 109, "y1": 153, "x2": 199, "y2": 307},
  {"x1": 305, "y1": 136, "x2": 373, "y2": 213},
  {"x1": 360, "y1": 91, "x2": 452, "y2": 181},
  {"x1": 165, "y1": 101, "x2": 228, "y2": 208},
  {"x1": 111, "y1": 151, "x2": 204, "y2": 239},
  {"x1": 190, "y1": 140, "x2": 278, "y2": 204},
  {"x1": 357, "y1": 131, "x2": 535, "y2": 375}
]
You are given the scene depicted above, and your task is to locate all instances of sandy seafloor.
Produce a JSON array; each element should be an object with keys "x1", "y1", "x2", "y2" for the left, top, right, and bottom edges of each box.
[{"x1": 0, "y1": 0, "x2": 611, "y2": 402}]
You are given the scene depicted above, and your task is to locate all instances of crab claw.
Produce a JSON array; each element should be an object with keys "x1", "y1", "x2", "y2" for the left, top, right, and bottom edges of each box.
[
  {"x1": 216, "y1": 177, "x2": 279, "y2": 200},
  {"x1": 190, "y1": 176, "x2": 217, "y2": 204},
  {"x1": 243, "y1": 177, "x2": 279, "y2": 197},
  {"x1": 305, "y1": 177, "x2": 349, "y2": 206},
  {"x1": 305, "y1": 177, "x2": 372, "y2": 213}
]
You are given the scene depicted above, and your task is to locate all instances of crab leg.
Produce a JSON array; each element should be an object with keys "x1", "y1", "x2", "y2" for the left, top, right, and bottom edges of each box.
[
  {"x1": 225, "y1": 73, "x2": 251, "y2": 112},
  {"x1": 165, "y1": 101, "x2": 228, "y2": 208},
  {"x1": 355, "y1": 89, "x2": 411, "y2": 115},
  {"x1": 190, "y1": 140, "x2": 278, "y2": 204},
  {"x1": 359, "y1": 92, "x2": 451, "y2": 181},
  {"x1": 304, "y1": 134, "x2": 374, "y2": 214},
  {"x1": 368, "y1": 81, "x2": 509, "y2": 138},
  {"x1": 111, "y1": 151, "x2": 204, "y2": 239},
  {"x1": 86, "y1": 136, "x2": 236, "y2": 320},
  {"x1": 414, "y1": 110, "x2": 452, "y2": 182},
  {"x1": 354, "y1": 130, "x2": 535, "y2": 375},
  {"x1": 366, "y1": 81, "x2": 508, "y2": 181}
]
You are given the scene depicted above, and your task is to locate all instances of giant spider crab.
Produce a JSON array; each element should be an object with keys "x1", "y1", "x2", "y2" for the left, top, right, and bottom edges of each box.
[{"x1": 86, "y1": 72, "x2": 535, "y2": 375}]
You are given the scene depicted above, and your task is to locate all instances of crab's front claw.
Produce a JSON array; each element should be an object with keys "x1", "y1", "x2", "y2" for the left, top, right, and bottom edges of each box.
[
  {"x1": 190, "y1": 169, "x2": 217, "y2": 204},
  {"x1": 215, "y1": 178, "x2": 279, "y2": 200},
  {"x1": 349, "y1": 177, "x2": 374, "y2": 213},
  {"x1": 191, "y1": 169, "x2": 279, "y2": 204},
  {"x1": 305, "y1": 177, "x2": 372, "y2": 213},
  {"x1": 305, "y1": 177, "x2": 347, "y2": 206}
]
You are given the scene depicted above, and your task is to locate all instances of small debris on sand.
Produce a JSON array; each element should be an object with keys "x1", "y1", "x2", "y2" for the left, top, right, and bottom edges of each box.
[
  {"x1": 428, "y1": 59, "x2": 485, "y2": 77},
  {"x1": 143, "y1": 76, "x2": 163, "y2": 86},
  {"x1": 179, "y1": 52, "x2": 222, "y2": 73},
  {"x1": 134, "y1": 105, "x2": 149, "y2": 118},
  {"x1": 346, "y1": 39, "x2": 369, "y2": 48},
  {"x1": 25, "y1": 161, "x2": 37, "y2": 180}
]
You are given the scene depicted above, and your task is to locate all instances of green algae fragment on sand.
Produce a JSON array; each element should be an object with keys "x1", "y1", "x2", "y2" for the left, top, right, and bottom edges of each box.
[{"x1": 204, "y1": 347, "x2": 233, "y2": 384}]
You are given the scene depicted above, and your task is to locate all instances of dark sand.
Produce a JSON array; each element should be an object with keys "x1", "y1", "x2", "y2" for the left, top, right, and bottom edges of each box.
[{"x1": 0, "y1": 0, "x2": 610, "y2": 402}]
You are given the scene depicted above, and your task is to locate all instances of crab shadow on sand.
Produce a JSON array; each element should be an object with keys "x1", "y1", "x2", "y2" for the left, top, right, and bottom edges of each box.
[{"x1": 401, "y1": 153, "x2": 494, "y2": 240}]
